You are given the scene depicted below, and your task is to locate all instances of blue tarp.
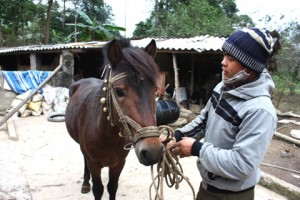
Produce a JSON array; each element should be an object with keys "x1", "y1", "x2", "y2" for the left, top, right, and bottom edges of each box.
[{"x1": 1, "y1": 70, "x2": 52, "y2": 94}]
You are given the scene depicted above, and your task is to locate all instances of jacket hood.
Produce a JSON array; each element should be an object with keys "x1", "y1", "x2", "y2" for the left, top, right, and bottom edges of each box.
[{"x1": 223, "y1": 69, "x2": 275, "y2": 100}]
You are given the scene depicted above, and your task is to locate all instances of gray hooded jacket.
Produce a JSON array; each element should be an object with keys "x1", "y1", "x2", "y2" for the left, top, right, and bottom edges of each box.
[{"x1": 177, "y1": 70, "x2": 277, "y2": 191}]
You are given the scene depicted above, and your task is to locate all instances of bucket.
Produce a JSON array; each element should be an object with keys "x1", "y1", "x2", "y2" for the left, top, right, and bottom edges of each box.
[{"x1": 156, "y1": 100, "x2": 180, "y2": 125}]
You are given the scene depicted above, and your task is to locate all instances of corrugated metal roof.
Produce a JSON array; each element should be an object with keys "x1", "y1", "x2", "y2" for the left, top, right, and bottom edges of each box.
[
  {"x1": 0, "y1": 35, "x2": 225, "y2": 54},
  {"x1": 0, "y1": 41, "x2": 107, "y2": 54},
  {"x1": 132, "y1": 35, "x2": 226, "y2": 53}
]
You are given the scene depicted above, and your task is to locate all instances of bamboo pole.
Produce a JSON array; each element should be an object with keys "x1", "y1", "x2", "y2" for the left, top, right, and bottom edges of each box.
[{"x1": 0, "y1": 54, "x2": 63, "y2": 127}]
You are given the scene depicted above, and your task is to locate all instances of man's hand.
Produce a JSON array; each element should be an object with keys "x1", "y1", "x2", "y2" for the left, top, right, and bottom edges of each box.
[{"x1": 171, "y1": 137, "x2": 196, "y2": 158}]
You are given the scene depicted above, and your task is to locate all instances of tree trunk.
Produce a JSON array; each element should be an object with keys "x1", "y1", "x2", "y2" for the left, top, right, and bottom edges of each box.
[
  {"x1": 0, "y1": 28, "x2": 3, "y2": 47},
  {"x1": 62, "y1": 0, "x2": 66, "y2": 30},
  {"x1": 154, "y1": 0, "x2": 159, "y2": 26},
  {"x1": 21, "y1": 3, "x2": 25, "y2": 45},
  {"x1": 44, "y1": 0, "x2": 53, "y2": 44}
]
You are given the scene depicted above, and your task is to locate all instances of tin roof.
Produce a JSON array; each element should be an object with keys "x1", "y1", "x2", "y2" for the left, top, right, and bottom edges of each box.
[{"x1": 0, "y1": 35, "x2": 226, "y2": 54}]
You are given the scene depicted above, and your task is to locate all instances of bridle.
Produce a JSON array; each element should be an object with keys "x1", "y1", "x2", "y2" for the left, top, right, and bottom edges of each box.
[
  {"x1": 100, "y1": 65, "x2": 195, "y2": 199},
  {"x1": 100, "y1": 65, "x2": 160, "y2": 149}
]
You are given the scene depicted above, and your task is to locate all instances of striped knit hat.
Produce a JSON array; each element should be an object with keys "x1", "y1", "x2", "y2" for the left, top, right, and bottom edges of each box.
[{"x1": 222, "y1": 27, "x2": 274, "y2": 73}]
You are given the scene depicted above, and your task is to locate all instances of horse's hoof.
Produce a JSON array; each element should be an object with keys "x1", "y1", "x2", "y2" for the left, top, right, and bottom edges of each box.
[{"x1": 81, "y1": 185, "x2": 91, "y2": 194}]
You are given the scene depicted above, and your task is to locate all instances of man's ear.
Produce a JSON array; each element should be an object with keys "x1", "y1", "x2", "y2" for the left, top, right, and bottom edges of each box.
[
  {"x1": 244, "y1": 68, "x2": 252, "y2": 74},
  {"x1": 245, "y1": 68, "x2": 259, "y2": 79}
]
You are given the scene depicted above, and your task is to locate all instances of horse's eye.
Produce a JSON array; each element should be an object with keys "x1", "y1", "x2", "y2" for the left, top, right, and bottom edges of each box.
[{"x1": 114, "y1": 88, "x2": 125, "y2": 97}]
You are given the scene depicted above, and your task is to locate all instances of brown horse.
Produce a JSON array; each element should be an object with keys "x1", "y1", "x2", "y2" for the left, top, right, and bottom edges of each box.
[{"x1": 65, "y1": 39, "x2": 164, "y2": 200}]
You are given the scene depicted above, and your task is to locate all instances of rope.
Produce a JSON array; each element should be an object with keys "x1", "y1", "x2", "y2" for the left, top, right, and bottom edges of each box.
[{"x1": 149, "y1": 126, "x2": 196, "y2": 200}]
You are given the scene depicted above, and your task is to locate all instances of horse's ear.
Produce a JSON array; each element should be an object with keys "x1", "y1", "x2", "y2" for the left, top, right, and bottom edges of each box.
[
  {"x1": 144, "y1": 39, "x2": 157, "y2": 59},
  {"x1": 107, "y1": 39, "x2": 123, "y2": 68}
]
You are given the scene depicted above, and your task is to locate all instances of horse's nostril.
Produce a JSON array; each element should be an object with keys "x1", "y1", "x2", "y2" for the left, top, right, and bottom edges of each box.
[
  {"x1": 140, "y1": 146, "x2": 162, "y2": 166},
  {"x1": 141, "y1": 149, "x2": 148, "y2": 159}
]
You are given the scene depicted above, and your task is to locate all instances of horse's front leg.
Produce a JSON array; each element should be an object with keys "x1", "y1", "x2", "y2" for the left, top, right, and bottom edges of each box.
[
  {"x1": 107, "y1": 159, "x2": 126, "y2": 200},
  {"x1": 81, "y1": 157, "x2": 91, "y2": 193},
  {"x1": 91, "y1": 175, "x2": 104, "y2": 200},
  {"x1": 87, "y1": 161, "x2": 104, "y2": 200}
]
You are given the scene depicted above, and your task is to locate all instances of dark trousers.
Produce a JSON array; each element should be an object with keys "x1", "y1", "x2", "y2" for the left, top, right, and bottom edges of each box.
[{"x1": 196, "y1": 182, "x2": 255, "y2": 200}]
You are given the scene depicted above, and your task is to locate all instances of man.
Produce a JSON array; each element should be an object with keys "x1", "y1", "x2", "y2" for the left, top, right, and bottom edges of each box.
[{"x1": 171, "y1": 27, "x2": 280, "y2": 200}]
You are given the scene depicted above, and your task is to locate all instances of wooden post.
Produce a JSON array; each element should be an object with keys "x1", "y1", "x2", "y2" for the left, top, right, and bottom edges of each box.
[
  {"x1": 7, "y1": 118, "x2": 18, "y2": 141},
  {"x1": 30, "y1": 53, "x2": 37, "y2": 70},
  {"x1": 172, "y1": 53, "x2": 180, "y2": 103},
  {"x1": 191, "y1": 54, "x2": 195, "y2": 95}
]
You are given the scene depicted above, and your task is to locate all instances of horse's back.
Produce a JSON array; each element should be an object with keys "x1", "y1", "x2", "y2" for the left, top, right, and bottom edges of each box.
[
  {"x1": 65, "y1": 78, "x2": 103, "y2": 142},
  {"x1": 68, "y1": 78, "x2": 101, "y2": 97}
]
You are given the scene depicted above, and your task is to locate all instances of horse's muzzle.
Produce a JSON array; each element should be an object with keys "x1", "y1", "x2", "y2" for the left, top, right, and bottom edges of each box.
[{"x1": 135, "y1": 139, "x2": 164, "y2": 166}]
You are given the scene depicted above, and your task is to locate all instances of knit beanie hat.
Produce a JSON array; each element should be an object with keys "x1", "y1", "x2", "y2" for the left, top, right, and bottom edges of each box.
[{"x1": 222, "y1": 27, "x2": 274, "y2": 73}]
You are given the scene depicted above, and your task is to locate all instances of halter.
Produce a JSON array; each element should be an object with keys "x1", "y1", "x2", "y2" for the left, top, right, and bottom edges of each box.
[{"x1": 100, "y1": 65, "x2": 160, "y2": 149}]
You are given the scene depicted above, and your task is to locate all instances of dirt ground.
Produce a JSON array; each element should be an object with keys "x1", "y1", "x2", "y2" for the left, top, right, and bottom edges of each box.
[
  {"x1": 0, "y1": 116, "x2": 288, "y2": 200},
  {"x1": 0, "y1": 93, "x2": 299, "y2": 200},
  {"x1": 0, "y1": 115, "x2": 201, "y2": 200},
  {"x1": 261, "y1": 94, "x2": 300, "y2": 188}
]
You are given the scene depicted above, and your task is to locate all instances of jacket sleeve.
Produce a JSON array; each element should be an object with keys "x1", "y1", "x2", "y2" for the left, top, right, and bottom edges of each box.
[{"x1": 176, "y1": 99, "x2": 211, "y2": 139}]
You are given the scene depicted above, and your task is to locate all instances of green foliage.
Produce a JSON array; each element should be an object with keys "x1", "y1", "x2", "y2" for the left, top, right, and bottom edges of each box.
[
  {"x1": 133, "y1": 0, "x2": 254, "y2": 38},
  {"x1": 0, "y1": 0, "x2": 123, "y2": 46},
  {"x1": 70, "y1": 0, "x2": 113, "y2": 24},
  {"x1": 272, "y1": 73, "x2": 300, "y2": 96}
]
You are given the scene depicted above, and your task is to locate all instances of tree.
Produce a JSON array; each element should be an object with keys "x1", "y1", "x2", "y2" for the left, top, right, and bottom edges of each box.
[
  {"x1": 0, "y1": 0, "x2": 119, "y2": 46},
  {"x1": 276, "y1": 22, "x2": 300, "y2": 95},
  {"x1": 66, "y1": 9, "x2": 125, "y2": 41},
  {"x1": 0, "y1": 0, "x2": 45, "y2": 46},
  {"x1": 69, "y1": 0, "x2": 113, "y2": 24}
]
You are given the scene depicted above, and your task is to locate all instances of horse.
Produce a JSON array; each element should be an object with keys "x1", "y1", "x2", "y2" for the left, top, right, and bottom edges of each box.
[{"x1": 65, "y1": 39, "x2": 164, "y2": 200}]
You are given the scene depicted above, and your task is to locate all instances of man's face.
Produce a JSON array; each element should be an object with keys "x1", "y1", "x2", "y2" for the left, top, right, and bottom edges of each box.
[{"x1": 221, "y1": 53, "x2": 246, "y2": 80}]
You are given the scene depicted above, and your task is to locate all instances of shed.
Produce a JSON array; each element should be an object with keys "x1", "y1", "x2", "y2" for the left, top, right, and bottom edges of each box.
[{"x1": 0, "y1": 36, "x2": 226, "y2": 106}]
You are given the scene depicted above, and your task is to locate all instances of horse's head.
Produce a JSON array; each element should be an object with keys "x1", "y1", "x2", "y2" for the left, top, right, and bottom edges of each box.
[{"x1": 101, "y1": 39, "x2": 163, "y2": 166}]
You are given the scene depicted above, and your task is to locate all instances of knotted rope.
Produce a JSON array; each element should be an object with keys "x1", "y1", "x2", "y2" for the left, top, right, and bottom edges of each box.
[{"x1": 150, "y1": 125, "x2": 195, "y2": 200}]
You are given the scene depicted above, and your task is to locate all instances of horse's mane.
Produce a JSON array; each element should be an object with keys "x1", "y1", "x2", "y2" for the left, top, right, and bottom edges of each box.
[{"x1": 102, "y1": 39, "x2": 159, "y2": 88}]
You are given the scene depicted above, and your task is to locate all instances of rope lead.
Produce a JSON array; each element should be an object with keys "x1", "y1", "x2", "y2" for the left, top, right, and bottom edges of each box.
[{"x1": 149, "y1": 126, "x2": 196, "y2": 200}]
